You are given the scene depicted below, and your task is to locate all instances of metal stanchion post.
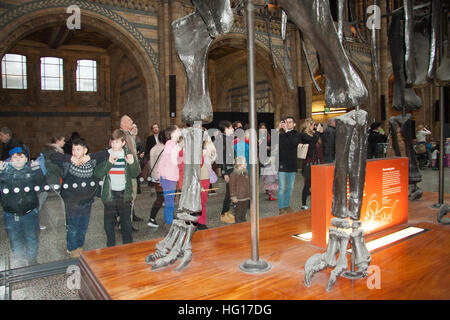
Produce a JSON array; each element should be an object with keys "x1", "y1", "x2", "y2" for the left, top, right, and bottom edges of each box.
[{"x1": 239, "y1": 0, "x2": 271, "y2": 274}]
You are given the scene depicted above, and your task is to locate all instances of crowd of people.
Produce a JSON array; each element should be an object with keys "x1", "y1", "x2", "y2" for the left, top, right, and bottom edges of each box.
[{"x1": 0, "y1": 115, "x2": 447, "y2": 267}]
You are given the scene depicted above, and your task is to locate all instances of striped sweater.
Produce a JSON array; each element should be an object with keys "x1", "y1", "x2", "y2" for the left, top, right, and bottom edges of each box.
[{"x1": 108, "y1": 149, "x2": 126, "y2": 191}]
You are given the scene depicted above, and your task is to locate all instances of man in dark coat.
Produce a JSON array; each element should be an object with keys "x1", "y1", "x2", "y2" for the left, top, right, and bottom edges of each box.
[
  {"x1": 144, "y1": 123, "x2": 161, "y2": 158},
  {"x1": 277, "y1": 116, "x2": 300, "y2": 214},
  {"x1": 0, "y1": 127, "x2": 24, "y2": 161}
]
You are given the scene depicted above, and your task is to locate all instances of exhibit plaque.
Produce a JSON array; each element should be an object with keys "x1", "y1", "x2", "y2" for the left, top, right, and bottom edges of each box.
[{"x1": 311, "y1": 157, "x2": 409, "y2": 248}]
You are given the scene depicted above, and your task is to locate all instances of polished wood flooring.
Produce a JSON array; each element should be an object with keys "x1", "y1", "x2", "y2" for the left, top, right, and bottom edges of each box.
[{"x1": 79, "y1": 192, "x2": 450, "y2": 300}]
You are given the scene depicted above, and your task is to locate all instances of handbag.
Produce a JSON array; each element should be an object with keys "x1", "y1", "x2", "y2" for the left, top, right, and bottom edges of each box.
[
  {"x1": 297, "y1": 143, "x2": 309, "y2": 159},
  {"x1": 416, "y1": 143, "x2": 427, "y2": 154},
  {"x1": 147, "y1": 149, "x2": 164, "y2": 182},
  {"x1": 209, "y1": 166, "x2": 218, "y2": 184}
]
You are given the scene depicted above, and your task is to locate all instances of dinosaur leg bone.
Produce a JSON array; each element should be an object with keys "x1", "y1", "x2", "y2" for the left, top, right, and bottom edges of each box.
[
  {"x1": 175, "y1": 223, "x2": 196, "y2": 272},
  {"x1": 278, "y1": 0, "x2": 367, "y2": 108},
  {"x1": 304, "y1": 253, "x2": 327, "y2": 287},
  {"x1": 351, "y1": 228, "x2": 371, "y2": 275},
  {"x1": 327, "y1": 229, "x2": 350, "y2": 291},
  {"x1": 151, "y1": 220, "x2": 186, "y2": 270}
]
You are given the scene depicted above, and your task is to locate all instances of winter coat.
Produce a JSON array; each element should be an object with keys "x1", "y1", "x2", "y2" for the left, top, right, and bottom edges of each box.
[
  {"x1": 299, "y1": 131, "x2": 321, "y2": 164},
  {"x1": 149, "y1": 143, "x2": 164, "y2": 183},
  {"x1": 94, "y1": 147, "x2": 140, "y2": 203},
  {"x1": 368, "y1": 130, "x2": 387, "y2": 158},
  {"x1": 279, "y1": 130, "x2": 301, "y2": 172},
  {"x1": 218, "y1": 133, "x2": 235, "y2": 177},
  {"x1": 0, "y1": 162, "x2": 45, "y2": 215},
  {"x1": 229, "y1": 171, "x2": 250, "y2": 202},
  {"x1": 40, "y1": 143, "x2": 64, "y2": 186},
  {"x1": 158, "y1": 140, "x2": 182, "y2": 182},
  {"x1": 50, "y1": 150, "x2": 109, "y2": 205},
  {"x1": 234, "y1": 140, "x2": 249, "y2": 172}
]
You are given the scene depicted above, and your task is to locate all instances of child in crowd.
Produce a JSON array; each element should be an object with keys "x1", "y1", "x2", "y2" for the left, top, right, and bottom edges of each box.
[
  {"x1": 234, "y1": 128, "x2": 250, "y2": 172},
  {"x1": 218, "y1": 120, "x2": 235, "y2": 224},
  {"x1": 94, "y1": 129, "x2": 140, "y2": 247},
  {"x1": 50, "y1": 138, "x2": 108, "y2": 258},
  {"x1": 229, "y1": 156, "x2": 250, "y2": 224},
  {"x1": 158, "y1": 125, "x2": 182, "y2": 226},
  {"x1": 198, "y1": 130, "x2": 217, "y2": 230},
  {"x1": 261, "y1": 155, "x2": 278, "y2": 201},
  {"x1": 431, "y1": 142, "x2": 440, "y2": 170},
  {"x1": 147, "y1": 131, "x2": 166, "y2": 228},
  {"x1": 0, "y1": 147, "x2": 45, "y2": 267}
]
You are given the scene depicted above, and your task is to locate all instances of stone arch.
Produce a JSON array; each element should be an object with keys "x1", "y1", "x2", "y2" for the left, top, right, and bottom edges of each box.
[
  {"x1": 0, "y1": 1, "x2": 159, "y2": 130},
  {"x1": 209, "y1": 33, "x2": 291, "y2": 123}
]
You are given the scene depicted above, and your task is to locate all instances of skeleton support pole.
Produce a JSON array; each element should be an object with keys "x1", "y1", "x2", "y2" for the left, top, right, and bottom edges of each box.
[
  {"x1": 431, "y1": 86, "x2": 445, "y2": 208},
  {"x1": 239, "y1": 0, "x2": 271, "y2": 274}
]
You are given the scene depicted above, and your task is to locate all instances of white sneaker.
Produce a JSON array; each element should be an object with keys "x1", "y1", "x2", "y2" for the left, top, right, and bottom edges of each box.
[
  {"x1": 39, "y1": 225, "x2": 47, "y2": 230},
  {"x1": 300, "y1": 205, "x2": 309, "y2": 210},
  {"x1": 147, "y1": 219, "x2": 159, "y2": 228}
]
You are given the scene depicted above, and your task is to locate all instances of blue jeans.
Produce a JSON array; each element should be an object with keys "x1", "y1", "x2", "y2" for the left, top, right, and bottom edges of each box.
[
  {"x1": 160, "y1": 177, "x2": 177, "y2": 224},
  {"x1": 64, "y1": 200, "x2": 92, "y2": 252},
  {"x1": 278, "y1": 171, "x2": 296, "y2": 209},
  {"x1": 3, "y1": 208, "x2": 39, "y2": 265}
]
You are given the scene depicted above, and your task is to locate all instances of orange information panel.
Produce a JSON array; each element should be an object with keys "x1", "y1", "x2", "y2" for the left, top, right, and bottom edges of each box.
[{"x1": 311, "y1": 157, "x2": 409, "y2": 249}]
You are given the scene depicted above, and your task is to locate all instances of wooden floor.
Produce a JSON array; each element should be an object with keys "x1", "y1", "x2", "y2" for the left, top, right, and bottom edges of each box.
[{"x1": 79, "y1": 192, "x2": 450, "y2": 300}]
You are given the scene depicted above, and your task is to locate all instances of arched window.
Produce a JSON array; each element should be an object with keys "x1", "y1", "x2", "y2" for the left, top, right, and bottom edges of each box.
[
  {"x1": 41, "y1": 57, "x2": 64, "y2": 90},
  {"x1": 76, "y1": 59, "x2": 97, "y2": 92},
  {"x1": 1, "y1": 54, "x2": 27, "y2": 89}
]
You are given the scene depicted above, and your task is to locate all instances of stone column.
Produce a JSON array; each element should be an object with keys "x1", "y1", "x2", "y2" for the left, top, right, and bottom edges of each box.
[
  {"x1": 65, "y1": 56, "x2": 75, "y2": 109},
  {"x1": 28, "y1": 54, "x2": 40, "y2": 107}
]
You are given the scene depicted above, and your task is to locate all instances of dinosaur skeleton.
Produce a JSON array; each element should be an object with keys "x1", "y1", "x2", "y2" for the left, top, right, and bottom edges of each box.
[
  {"x1": 145, "y1": 0, "x2": 233, "y2": 271},
  {"x1": 387, "y1": 0, "x2": 446, "y2": 201},
  {"x1": 145, "y1": 0, "x2": 447, "y2": 280},
  {"x1": 146, "y1": 126, "x2": 207, "y2": 271},
  {"x1": 145, "y1": 0, "x2": 372, "y2": 273},
  {"x1": 305, "y1": 109, "x2": 372, "y2": 291}
]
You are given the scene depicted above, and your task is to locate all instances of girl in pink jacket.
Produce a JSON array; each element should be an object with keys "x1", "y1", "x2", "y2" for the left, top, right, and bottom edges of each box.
[{"x1": 158, "y1": 125, "x2": 182, "y2": 225}]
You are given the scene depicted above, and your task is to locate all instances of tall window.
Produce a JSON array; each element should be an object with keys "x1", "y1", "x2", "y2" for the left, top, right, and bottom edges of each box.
[
  {"x1": 1, "y1": 54, "x2": 27, "y2": 89},
  {"x1": 41, "y1": 57, "x2": 64, "y2": 90},
  {"x1": 76, "y1": 59, "x2": 97, "y2": 92}
]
